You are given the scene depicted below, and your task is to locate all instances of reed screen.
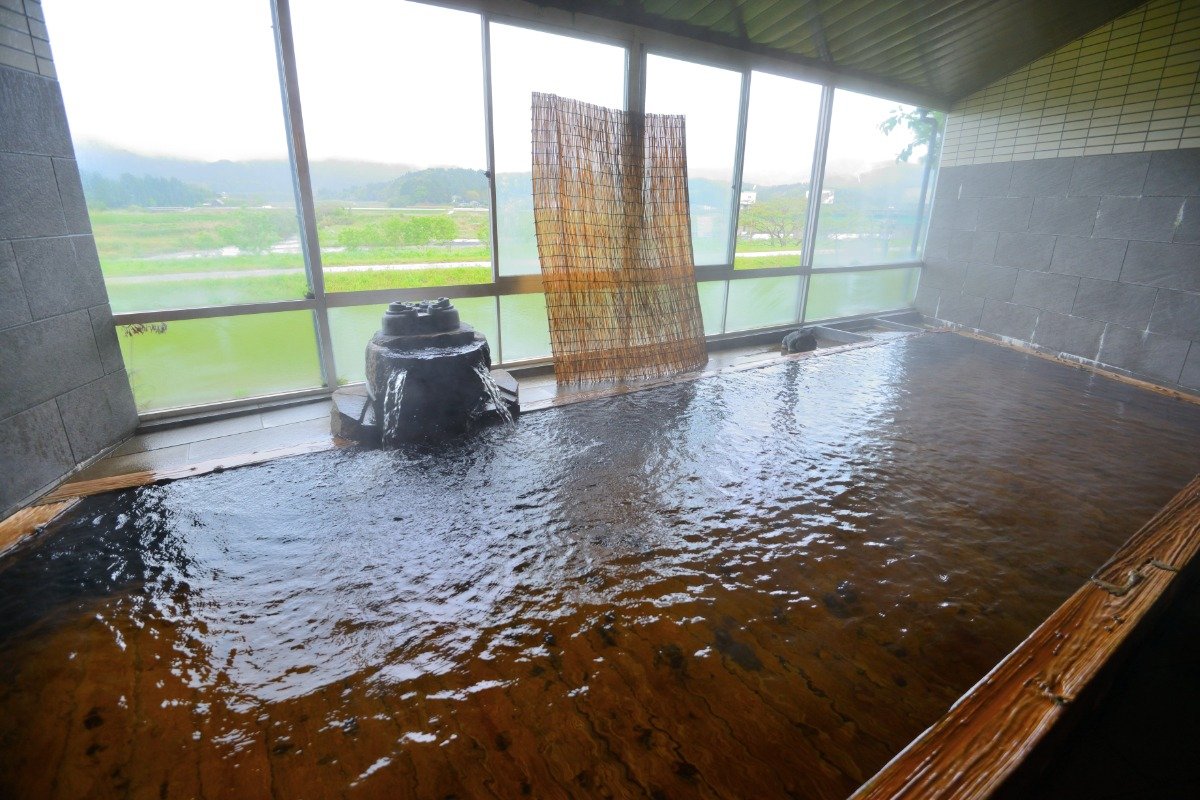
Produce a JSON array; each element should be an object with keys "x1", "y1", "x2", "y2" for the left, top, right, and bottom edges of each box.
[{"x1": 531, "y1": 93, "x2": 708, "y2": 383}]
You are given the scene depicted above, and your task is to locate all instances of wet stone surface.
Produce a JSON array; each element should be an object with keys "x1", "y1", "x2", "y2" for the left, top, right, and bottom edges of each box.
[{"x1": 1, "y1": 332, "x2": 1199, "y2": 799}]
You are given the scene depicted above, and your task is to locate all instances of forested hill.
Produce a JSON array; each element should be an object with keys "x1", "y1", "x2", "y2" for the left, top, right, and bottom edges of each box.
[
  {"x1": 75, "y1": 144, "x2": 414, "y2": 202},
  {"x1": 81, "y1": 172, "x2": 214, "y2": 208},
  {"x1": 343, "y1": 168, "x2": 490, "y2": 206}
]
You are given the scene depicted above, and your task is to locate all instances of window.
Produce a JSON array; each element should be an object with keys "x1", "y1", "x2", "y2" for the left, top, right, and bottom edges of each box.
[
  {"x1": 46, "y1": 0, "x2": 307, "y2": 313},
  {"x1": 735, "y1": 72, "x2": 822, "y2": 269},
  {"x1": 119, "y1": 312, "x2": 324, "y2": 412},
  {"x1": 814, "y1": 90, "x2": 939, "y2": 268},
  {"x1": 805, "y1": 268, "x2": 920, "y2": 321},
  {"x1": 489, "y1": 23, "x2": 626, "y2": 276},
  {"x1": 43, "y1": 0, "x2": 945, "y2": 413},
  {"x1": 726, "y1": 276, "x2": 801, "y2": 332},
  {"x1": 645, "y1": 55, "x2": 742, "y2": 267},
  {"x1": 499, "y1": 293, "x2": 552, "y2": 362},
  {"x1": 291, "y1": 0, "x2": 491, "y2": 292},
  {"x1": 697, "y1": 281, "x2": 727, "y2": 336}
]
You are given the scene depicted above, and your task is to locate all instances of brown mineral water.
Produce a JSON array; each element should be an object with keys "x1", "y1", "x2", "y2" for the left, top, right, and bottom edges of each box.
[{"x1": 1, "y1": 333, "x2": 1198, "y2": 799}]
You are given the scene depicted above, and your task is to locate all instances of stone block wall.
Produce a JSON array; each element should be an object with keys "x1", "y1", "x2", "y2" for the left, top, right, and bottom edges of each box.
[
  {"x1": 0, "y1": 0, "x2": 136, "y2": 518},
  {"x1": 919, "y1": 0, "x2": 1200, "y2": 394}
]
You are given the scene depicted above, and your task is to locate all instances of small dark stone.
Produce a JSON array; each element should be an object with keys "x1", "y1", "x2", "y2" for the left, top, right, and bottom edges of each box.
[
  {"x1": 271, "y1": 740, "x2": 294, "y2": 755},
  {"x1": 596, "y1": 624, "x2": 617, "y2": 647},
  {"x1": 713, "y1": 627, "x2": 763, "y2": 671},
  {"x1": 655, "y1": 643, "x2": 687, "y2": 674},
  {"x1": 494, "y1": 732, "x2": 511, "y2": 751},
  {"x1": 782, "y1": 327, "x2": 819, "y2": 354},
  {"x1": 675, "y1": 760, "x2": 700, "y2": 780},
  {"x1": 823, "y1": 580, "x2": 864, "y2": 619},
  {"x1": 83, "y1": 708, "x2": 104, "y2": 729}
]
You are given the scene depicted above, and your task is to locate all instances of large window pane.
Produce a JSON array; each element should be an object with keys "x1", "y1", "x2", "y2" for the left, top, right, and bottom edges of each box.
[
  {"x1": 498, "y1": 293, "x2": 551, "y2": 362},
  {"x1": 118, "y1": 312, "x2": 324, "y2": 412},
  {"x1": 805, "y1": 268, "x2": 920, "y2": 321},
  {"x1": 734, "y1": 72, "x2": 822, "y2": 270},
  {"x1": 814, "y1": 90, "x2": 940, "y2": 268},
  {"x1": 490, "y1": 24, "x2": 626, "y2": 276},
  {"x1": 725, "y1": 276, "x2": 800, "y2": 332},
  {"x1": 645, "y1": 55, "x2": 741, "y2": 267},
  {"x1": 44, "y1": 0, "x2": 306, "y2": 313},
  {"x1": 329, "y1": 298, "x2": 499, "y2": 384},
  {"x1": 291, "y1": 1, "x2": 491, "y2": 293}
]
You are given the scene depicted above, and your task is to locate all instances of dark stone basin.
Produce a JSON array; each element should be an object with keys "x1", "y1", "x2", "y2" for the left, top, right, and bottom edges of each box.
[{"x1": 331, "y1": 298, "x2": 518, "y2": 445}]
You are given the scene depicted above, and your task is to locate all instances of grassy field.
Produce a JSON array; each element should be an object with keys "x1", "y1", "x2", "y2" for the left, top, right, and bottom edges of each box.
[
  {"x1": 100, "y1": 206, "x2": 916, "y2": 410},
  {"x1": 119, "y1": 274, "x2": 916, "y2": 412}
]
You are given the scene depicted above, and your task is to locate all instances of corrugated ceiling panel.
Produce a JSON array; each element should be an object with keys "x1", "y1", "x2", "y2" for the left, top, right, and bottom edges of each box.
[{"x1": 531, "y1": 0, "x2": 1151, "y2": 104}]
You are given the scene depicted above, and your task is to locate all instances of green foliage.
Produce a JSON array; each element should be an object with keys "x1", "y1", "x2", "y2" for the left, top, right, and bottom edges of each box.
[
  {"x1": 740, "y1": 193, "x2": 808, "y2": 247},
  {"x1": 337, "y1": 213, "x2": 459, "y2": 248},
  {"x1": 217, "y1": 209, "x2": 297, "y2": 253},
  {"x1": 879, "y1": 107, "x2": 946, "y2": 163},
  {"x1": 82, "y1": 171, "x2": 213, "y2": 209}
]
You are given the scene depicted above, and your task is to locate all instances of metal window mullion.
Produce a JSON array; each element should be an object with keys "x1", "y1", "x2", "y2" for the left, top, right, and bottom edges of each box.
[
  {"x1": 480, "y1": 14, "x2": 504, "y2": 362},
  {"x1": 481, "y1": 16, "x2": 501, "y2": 286},
  {"x1": 271, "y1": 0, "x2": 338, "y2": 388},
  {"x1": 714, "y1": 70, "x2": 749, "y2": 336},
  {"x1": 798, "y1": 83, "x2": 835, "y2": 324},
  {"x1": 725, "y1": 67, "x2": 751, "y2": 265}
]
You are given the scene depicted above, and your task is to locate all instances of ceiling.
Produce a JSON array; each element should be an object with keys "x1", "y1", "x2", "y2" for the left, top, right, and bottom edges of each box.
[{"x1": 531, "y1": 0, "x2": 1149, "y2": 106}]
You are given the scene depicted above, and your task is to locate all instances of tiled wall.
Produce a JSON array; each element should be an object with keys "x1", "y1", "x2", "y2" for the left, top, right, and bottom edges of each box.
[
  {"x1": 942, "y1": 0, "x2": 1199, "y2": 165},
  {"x1": 0, "y1": 0, "x2": 136, "y2": 518},
  {"x1": 920, "y1": 0, "x2": 1200, "y2": 394}
]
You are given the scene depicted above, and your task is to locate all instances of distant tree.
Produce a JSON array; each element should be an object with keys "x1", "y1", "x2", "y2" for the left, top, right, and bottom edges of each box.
[
  {"x1": 338, "y1": 222, "x2": 383, "y2": 249},
  {"x1": 879, "y1": 107, "x2": 945, "y2": 163},
  {"x1": 218, "y1": 209, "x2": 293, "y2": 253},
  {"x1": 741, "y1": 194, "x2": 808, "y2": 247},
  {"x1": 81, "y1": 171, "x2": 212, "y2": 208},
  {"x1": 403, "y1": 215, "x2": 457, "y2": 245}
]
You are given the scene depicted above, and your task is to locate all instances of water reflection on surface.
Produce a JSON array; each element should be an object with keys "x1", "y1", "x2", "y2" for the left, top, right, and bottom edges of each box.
[{"x1": 1, "y1": 333, "x2": 1198, "y2": 799}]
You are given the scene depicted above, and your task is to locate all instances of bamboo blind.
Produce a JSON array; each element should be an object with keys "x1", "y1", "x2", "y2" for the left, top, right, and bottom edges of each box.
[{"x1": 531, "y1": 92, "x2": 708, "y2": 384}]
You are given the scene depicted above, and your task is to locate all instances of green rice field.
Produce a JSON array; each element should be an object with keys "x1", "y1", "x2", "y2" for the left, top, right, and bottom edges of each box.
[{"x1": 99, "y1": 207, "x2": 918, "y2": 411}]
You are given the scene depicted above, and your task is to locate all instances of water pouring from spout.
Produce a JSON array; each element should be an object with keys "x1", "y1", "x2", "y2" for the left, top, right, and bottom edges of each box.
[{"x1": 330, "y1": 298, "x2": 520, "y2": 446}]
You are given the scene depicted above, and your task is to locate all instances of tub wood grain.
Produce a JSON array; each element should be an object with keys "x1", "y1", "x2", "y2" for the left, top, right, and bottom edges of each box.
[
  {"x1": 0, "y1": 498, "x2": 80, "y2": 555},
  {"x1": 38, "y1": 439, "x2": 341, "y2": 503},
  {"x1": 851, "y1": 474, "x2": 1200, "y2": 800}
]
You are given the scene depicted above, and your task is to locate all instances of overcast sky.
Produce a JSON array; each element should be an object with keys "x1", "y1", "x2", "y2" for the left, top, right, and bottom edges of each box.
[{"x1": 43, "y1": 0, "x2": 923, "y2": 178}]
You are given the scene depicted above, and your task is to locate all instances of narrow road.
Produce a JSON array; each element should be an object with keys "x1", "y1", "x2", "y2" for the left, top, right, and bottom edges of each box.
[
  {"x1": 107, "y1": 261, "x2": 490, "y2": 284},
  {"x1": 107, "y1": 249, "x2": 802, "y2": 283}
]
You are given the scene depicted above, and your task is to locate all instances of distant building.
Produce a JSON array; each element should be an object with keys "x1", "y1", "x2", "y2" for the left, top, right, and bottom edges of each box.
[{"x1": 739, "y1": 190, "x2": 757, "y2": 206}]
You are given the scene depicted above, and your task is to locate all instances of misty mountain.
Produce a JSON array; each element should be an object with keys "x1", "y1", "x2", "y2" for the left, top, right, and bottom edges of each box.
[{"x1": 75, "y1": 143, "x2": 414, "y2": 202}]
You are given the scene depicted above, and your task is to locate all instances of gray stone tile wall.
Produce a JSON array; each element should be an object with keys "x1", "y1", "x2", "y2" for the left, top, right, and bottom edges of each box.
[
  {"x1": 919, "y1": 149, "x2": 1200, "y2": 395},
  {"x1": 0, "y1": 0, "x2": 135, "y2": 518}
]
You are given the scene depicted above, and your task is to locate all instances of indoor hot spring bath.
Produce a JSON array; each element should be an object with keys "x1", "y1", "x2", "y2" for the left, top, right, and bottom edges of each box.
[{"x1": 1, "y1": 333, "x2": 1199, "y2": 799}]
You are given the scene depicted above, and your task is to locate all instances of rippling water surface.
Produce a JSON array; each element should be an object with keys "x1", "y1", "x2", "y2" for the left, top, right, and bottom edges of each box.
[{"x1": 2, "y1": 333, "x2": 1198, "y2": 799}]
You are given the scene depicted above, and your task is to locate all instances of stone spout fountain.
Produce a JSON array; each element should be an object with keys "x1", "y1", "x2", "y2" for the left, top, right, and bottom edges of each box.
[{"x1": 330, "y1": 298, "x2": 519, "y2": 446}]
